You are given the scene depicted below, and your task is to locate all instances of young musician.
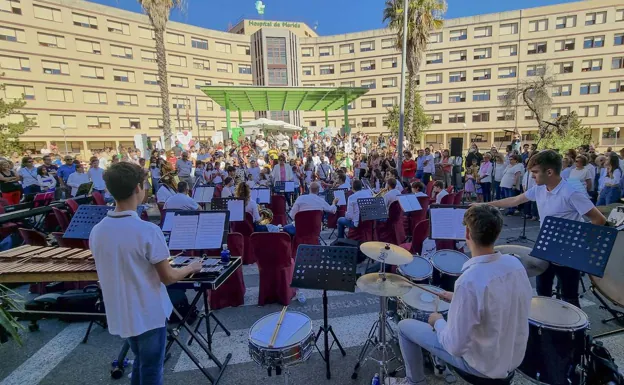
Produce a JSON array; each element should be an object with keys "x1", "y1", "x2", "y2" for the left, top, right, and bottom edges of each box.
[
  {"x1": 90, "y1": 163, "x2": 201, "y2": 385},
  {"x1": 337, "y1": 180, "x2": 372, "y2": 238},
  {"x1": 390, "y1": 205, "x2": 532, "y2": 385},
  {"x1": 489, "y1": 150, "x2": 606, "y2": 307},
  {"x1": 163, "y1": 181, "x2": 200, "y2": 210},
  {"x1": 432, "y1": 181, "x2": 448, "y2": 204},
  {"x1": 221, "y1": 177, "x2": 235, "y2": 198},
  {"x1": 411, "y1": 181, "x2": 427, "y2": 197},
  {"x1": 284, "y1": 182, "x2": 339, "y2": 235},
  {"x1": 383, "y1": 178, "x2": 401, "y2": 209}
]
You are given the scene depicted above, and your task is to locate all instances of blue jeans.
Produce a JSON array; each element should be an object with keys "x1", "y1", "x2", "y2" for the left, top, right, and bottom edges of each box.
[
  {"x1": 481, "y1": 182, "x2": 491, "y2": 202},
  {"x1": 23, "y1": 185, "x2": 41, "y2": 195},
  {"x1": 399, "y1": 320, "x2": 487, "y2": 385},
  {"x1": 597, "y1": 186, "x2": 622, "y2": 206},
  {"x1": 493, "y1": 181, "x2": 501, "y2": 200},
  {"x1": 501, "y1": 187, "x2": 517, "y2": 215},
  {"x1": 283, "y1": 223, "x2": 296, "y2": 236},
  {"x1": 423, "y1": 173, "x2": 432, "y2": 186},
  {"x1": 337, "y1": 217, "x2": 355, "y2": 239},
  {"x1": 416, "y1": 170, "x2": 424, "y2": 180},
  {"x1": 127, "y1": 326, "x2": 166, "y2": 385}
]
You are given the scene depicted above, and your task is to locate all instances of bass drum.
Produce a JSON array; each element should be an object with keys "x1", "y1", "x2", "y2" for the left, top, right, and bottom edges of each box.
[
  {"x1": 590, "y1": 233, "x2": 624, "y2": 308},
  {"x1": 519, "y1": 297, "x2": 589, "y2": 385}
]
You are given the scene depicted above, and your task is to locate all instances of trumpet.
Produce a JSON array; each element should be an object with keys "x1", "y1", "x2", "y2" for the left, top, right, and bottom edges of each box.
[{"x1": 374, "y1": 187, "x2": 389, "y2": 197}]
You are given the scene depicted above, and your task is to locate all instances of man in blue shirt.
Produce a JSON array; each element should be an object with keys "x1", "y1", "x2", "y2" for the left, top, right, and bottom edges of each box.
[{"x1": 57, "y1": 156, "x2": 76, "y2": 198}]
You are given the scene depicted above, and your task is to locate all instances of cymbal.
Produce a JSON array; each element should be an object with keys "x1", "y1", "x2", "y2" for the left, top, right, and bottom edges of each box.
[
  {"x1": 357, "y1": 273, "x2": 413, "y2": 297},
  {"x1": 494, "y1": 245, "x2": 550, "y2": 277},
  {"x1": 360, "y1": 242, "x2": 414, "y2": 266}
]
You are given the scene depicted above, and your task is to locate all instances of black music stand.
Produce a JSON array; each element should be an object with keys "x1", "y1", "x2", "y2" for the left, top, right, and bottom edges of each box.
[
  {"x1": 357, "y1": 197, "x2": 388, "y2": 221},
  {"x1": 64, "y1": 205, "x2": 113, "y2": 239},
  {"x1": 211, "y1": 197, "x2": 245, "y2": 221},
  {"x1": 326, "y1": 188, "x2": 348, "y2": 205},
  {"x1": 292, "y1": 245, "x2": 358, "y2": 379}
]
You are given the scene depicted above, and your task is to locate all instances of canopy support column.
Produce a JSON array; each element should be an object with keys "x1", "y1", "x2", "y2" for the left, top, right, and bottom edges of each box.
[
  {"x1": 343, "y1": 94, "x2": 350, "y2": 135},
  {"x1": 324, "y1": 108, "x2": 329, "y2": 127},
  {"x1": 225, "y1": 96, "x2": 232, "y2": 136},
  {"x1": 238, "y1": 109, "x2": 243, "y2": 124}
]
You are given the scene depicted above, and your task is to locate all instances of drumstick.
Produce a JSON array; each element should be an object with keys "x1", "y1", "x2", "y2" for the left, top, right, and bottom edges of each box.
[
  {"x1": 269, "y1": 306, "x2": 288, "y2": 348},
  {"x1": 399, "y1": 276, "x2": 443, "y2": 298}
]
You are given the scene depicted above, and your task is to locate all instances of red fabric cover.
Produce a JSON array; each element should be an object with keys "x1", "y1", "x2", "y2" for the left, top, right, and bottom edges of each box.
[
  {"x1": 206, "y1": 232, "x2": 246, "y2": 310},
  {"x1": 326, "y1": 206, "x2": 346, "y2": 229},
  {"x1": 440, "y1": 193, "x2": 454, "y2": 205},
  {"x1": 269, "y1": 195, "x2": 287, "y2": 226},
  {"x1": 91, "y1": 191, "x2": 106, "y2": 205},
  {"x1": 426, "y1": 181, "x2": 435, "y2": 197},
  {"x1": 18, "y1": 228, "x2": 48, "y2": 246},
  {"x1": 446, "y1": 186, "x2": 454, "y2": 193},
  {"x1": 65, "y1": 199, "x2": 79, "y2": 215},
  {"x1": 453, "y1": 190, "x2": 464, "y2": 205},
  {"x1": 43, "y1": 212, "x2": 60, "y2": 232},
  {"x1": 0, "y1": 204, "x2": 18, "y2": 238},
  {"x1": 251, "y1": 232, "x2": 295, "y2": 306},
  {"x1": 292, "y1": 210, "x2": 322, "y2": 256},
  {"x1": 376, "y1": 201, "x2": 406, "y2": 245},
  {"x1": 214, "y1": 185, "x2": 223, "y2": 198},
  {"x1": 347, "y1": 219, "x2": 375, "y2": 242},
  {"x1": 406, "y1": 196, "x2": 430, "y2": 235},
  {"x1": 0, "y1": 192, "x2": 19, "y2": 205},
  {"x1": 400, "y1": 219, "x2": 430, "y2": 254},
  {"x1": 231, "y1": 213, "x2": 255, "y2": 264},
  {"x1": 51, "y1": 232, "x2": 88, "y2": 249},
  {"x1": 52, "y1": 207, "x2": 70, "y2": 232},
  {"x1": 436, "y1": 239, "x2": 457, "y2": 251}
]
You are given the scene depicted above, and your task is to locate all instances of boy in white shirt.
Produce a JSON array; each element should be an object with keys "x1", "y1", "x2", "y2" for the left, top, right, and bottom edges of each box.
[
  {"x1": 88, "y1": 157, "x2": 106, "y2": 193},
  {"x1": 411, "y1": 181, "x2": 428, "y2": 197},
  {"x1": 433, "y1": 181, "x2": 449, "y2": 204},
  {"x1": 164, "y1": 181, "x2": 200, "y2": 210},
  {"x1": 90, "y1": 163, "x2": 201, "y2": 385},
  {"x1": 67, "y1": 163, "x2": 90, "y2": 196}
]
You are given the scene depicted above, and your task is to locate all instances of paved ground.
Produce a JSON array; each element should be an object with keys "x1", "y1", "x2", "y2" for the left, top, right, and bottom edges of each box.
[{"x1": 1, "y1": 214, "x2": 623, "y2": 385}]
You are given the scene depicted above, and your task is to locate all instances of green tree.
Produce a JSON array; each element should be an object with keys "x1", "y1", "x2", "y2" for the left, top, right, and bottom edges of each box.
[
  {"x1": 138, "y1": 0, "x2": 186, "y2": 149},
  {"x1": 0, "y1": 84, "x2": 34, "y2": 155},
  {"x1": 383, "y1": 0, "x2": 446, "y2": 135},
  {"x1": 385, "y1": 91, "x2": 431, "y2": 144},
  {"x1": 539, "y1": 112, "x2": 591, "y2": 151}
]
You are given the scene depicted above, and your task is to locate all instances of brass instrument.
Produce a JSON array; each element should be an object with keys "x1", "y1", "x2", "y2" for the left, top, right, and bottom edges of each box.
[
  {"x1": 258, "y1": 207, "x2": 274, "y2": 225},
  {"x1": 374, "y1": 187, "x2": 389, "y2": 197}
]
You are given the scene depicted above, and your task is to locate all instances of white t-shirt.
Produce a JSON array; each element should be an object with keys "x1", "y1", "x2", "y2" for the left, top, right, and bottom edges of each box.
[
  {"x1": 524, "y1": 179, "x2": 595, "y2": 228},
  {"x1": 221, "y1": 186, "x2": 234, "y2": 198},
  {"x1": 500, "y1": 164, "x2": 524, "y2": 189},
  {"x1": 247, "y1": 166, "x2": 261, "y2": 182},
  {"x1": 414, "y1": 191, "x2": 428, "y2": 197},
  {"x1": 89, "y1": 210, "x2": 173, "y2": 338},
  {"x1": 569, "y1": 167, "x2": 592, "y2": 191},
  {"x1": 423, "y1": 155, "x2": 435, "y2": 173},
  {"x1": 88, "y1": 167, "x2": 106, "y2": 191},
  {"x1": 67, "y1": 172, "x2": 90, "y2": 196},
  {"x1": 493, "y1": 163, "x2": 507, "y2": 182},
  {"x1": 164, "y1": 193, "x2": 200, "y2": 210},
  {"x1": 246, "y1": 199, "x2": 261, "y2": 222},
  {"x1": 175, "y1": 159, "x2": 193, "y2": 177},
  {"x1": 435, "y1": 189, "x2": 449, "y2": 204}
]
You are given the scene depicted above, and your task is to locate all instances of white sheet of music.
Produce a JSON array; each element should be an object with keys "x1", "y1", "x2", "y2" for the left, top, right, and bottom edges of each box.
[
  {"x1": 195, "y1": 212, "x2": 226, "y2": 249},
  {"x1": 398, "y1": 195, "x2": 422, "y2": 212},
  {"x1": 257, "y1": 189, "x2": 271, "y2": 204},
  {"x1": 193, "y1": 187, "x2": 214, "y2": 203},
  {"x1": 431, "y1": 208, "x2": 467, "y2": 240},
  {"x1": 168, "y1": 215, "x2": 198, "y2": 250},
  {"x1": 284, "y1": 181, "x2": 295, "y2": 193},
  {"x1": 227, "y1": 199, "x2": 245, "y2": 221},
  {"x1": 161, "y1": 212, "x2": 176, "y2": 232},
  {"x1": 251, "y1": 189, "x2": 259, "y2": 203},
  {"x1": 333, "y1": 190, "x2": 346, "y2": 205}
]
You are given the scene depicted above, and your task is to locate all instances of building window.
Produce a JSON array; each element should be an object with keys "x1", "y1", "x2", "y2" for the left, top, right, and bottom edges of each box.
[
  {"x1": 382, "y1": 77, "x2": 397, "y2": 88},
  {"x1": 170, "y1": 76, "x2": 188, "y2": 88},
  {"x1": 429, "y1": 114, "x2": 442, "y2": 124},
  {"x1": 193, "y1": 58, "x2": 210, "y2": 70},
  {"x1": 498, "y1": 66, "x2": 517, "y2": 78},
  {"x1": 0, "y1": 0, "x2": 21, "y2": 15},
  {"x1": 167, "y1": 32, "x2": 185, "y2": 45},
  {"x1": 361, "y1": 98, "x2": 377, "y2": 108},
  {"x1": 473, "y1": 90, "x2": 490, "y2": 101},
  {"x1": 360, "y1": 60, "x2": 375, "y2": 71},
  {"x1": 426, "y1": 53, "x2": 443, "y2": 64},
  {"x1": 617, "y1": 9, "x2": 624, "y2": 22},
  {"x1": 527, "y1": 64, "x2": 545, "y2": 76},
  {"x1": 146, "y1": 95, "x2": 161, "y2": 107},
  {"x1": 499, "y1": 44, "x2": 517, "y2": 57},
  {"x1": 449, "y1": 92, "x2": 466, "y2": 103},
  {"x1": 361, "y1": 118, "x2": 376, "y2": 127},
  {"x1": 195, "y1": 79, "x2": 211, "y2": 89},
  {"x1": 191, "y1": 37, "x2": 208, "y2": 50},
  {"x1": 551, "y1": 107, "x2": 570, "y2": 118},
  {"x1": 448, "y1": 113, "x2": 465, "y2": 123},
  {"x1": 426, "y1": 93, "x2": 442, "y2": 105},
  {"x1": 556, "y1": 61, "x2": 574, "y2": 74},
  {"x1": 111, "y1": 44, "x2": 133, "y2": 59},
  {"x1": 215, "y1": 41, "x2": 231, "y2": 53},
  {"x1": 141, "y1": 50, "x2": 156, "y2": 63},
  {"x1": 525, "y1": 109, "x2": 536, "y2": 120},
  {"x1": 239, "y1": 64, "x2": 251, "y2": 74},
  {"x1": 360, "y1": 41, "x2": 375, "y2": 52},
  {"x1": 382, "y1": 38, "x2": 395, "y2": 48},
  {"x1": 500, "y1": 22, "x2": 518, "y2": 35},
  {"x1": 449, "y1": 71, "x2": 466, "y2": 82},
  {"x1": 429, "y1": 32, "x2": 443, "y2": 44},
  {"x1": 116, "y1": 93, "x2": 138, "y2": 106},
  {"x1": 473, "y1": 68, "x2": 491, "y2": 81},
  {"x1": 556, "y1": 15, "x2": 576, "y2": 29},
  {"x1": 496, "y1": 110, "x2": 515, "y2": 121},
  {"x1": 76, "y1": 39, "x2": 101, "y2": 54},
  {"x1": 216, "y1": 62, "x2": 232, "y2": 73},
  {"x1": 555, "y1": 38, "x2": 575, "y2": 51},
  {"x1": 302, "y1": 47, "x2": 313, "y2": 57},
  {"x1": 340, "y1": 62, "x2": 355, "y2": 73},
  {"x1": 610, "y1": 80, "x2": 624, "y2": 93},
  {"x1": 497, "y1": 88, "x2": 512, "y2": 100},
  {"x1": 319, "y1": 46, "x2": 333, "y2": 56},
  {"x1": 107, "y1": 20, "x2": 130, "y2": 35},
  {"x1": 580, "y1": 82, "x2": 601, "y2": 95},
  {"x1": 607, "y1": 104, "x2": 624, "y2": 116},
  {"x1": 139, "y1": 26, "x2": 155, "y2": 40},
  {"x1": 83, "y1": 91, "x2": 108, "y2": 104},
  {"x1": 382, "y1": 57, "x2": 397, "y2": 68},
  {"x1": 42, "y1": 60, "x2": 69, "y2": 75},
  {"x1": 302, "y1": 66, "x2": 314, "y2": 76},
  {"x1": 86, "y1": 116, "x2": 111, "y2": 130},
  {"x1": 172, "y1": 97, "x2": 189, "y2": 109},
  {"x1": 33, "y1": 5, "x2": 62, "y2": 22},
  {"x1": 46, "y1": 88, "x2": 73, "y2": 102},
  {"x1": 449, "y1": 29, "x2": 467, "y2": 41},
  {"x1": 449, "y1": 50, "x2": 467, "y2": 62},
  {"x1": 615, "y1": 34, "x2": 624, "y2": 46},
  {"x1": 0, "y1": 55, "x2": 30, "y2": 71},
  {"x1": 578, "y1": 105, "x2": 598, "y2": 118},
  {"x1": 585, "y1": 12, "x2": 606, "y2": 26},
  {"x1": 339, "y1": 43, "x2": 354, "y2": 54},
  {"x1": 50, "y1": 115, "x2": 76, "y2": 129},
  {"x1": 361, "y1": 79, "x2": 376, "y2": 89},
  {"x1": 79, "y1": 65, "x2": 104, "y2": 79},
  {"x1": 426, "y1": 73, "x2": 442, "y2": 84},
  {"x1": 474, "y1": 26, "x2": 492, "y2": 38},
  {"x1": 237, "y1": 45, "x2": 250, "y2": 55},
  {"x1": 268, "y1": 68, "x2": 287, "y2": 85},
  {"x1": 528, "y1": 19, "x2": 548, "y2": 32},
  {"x1": 382, "y1": 97, "x2": 397, "y2": 107},
  {"x1": 2, "y1": 84, "x2": 35, "y2": 100},
  {"x1": 0, "y1": 26, "x2": 25, "y2": 42},
  {"x1": 120, "y1": 117, "x2": 141, "y2": 130},
  {"x1": 320, "y1": 65, "x2": 334, "y2": 75},
  {"x1": 582, "y1": 59, "x2": 603, "y2": 72},
  {"x1": 113, "y1": 69, "x2": 135, "y2": 83},
  {"x1": 473, "y1": 48, "x2": 491, "y2": 60},
  {"x1": 584, "y1": 35, "x2": 605, "y2": 49},
  {"x1": 527, "y1": 42, "x2": 547, "y2": 54},
  {"x1": 613, "y1": 57, "x2": 624, "y2": 70},
  {"x1": 37, "y1": 32, "x2": 65, "y2": 49},
  {"x1": 472, "y1": 112, "x2": 490, "y2": 122},
  {"x1": 552, "y1": 84, "x2": 572, "y2": 97},
  {"x1": 266, "y1": 37, "x2": 286, "y2": 65}
]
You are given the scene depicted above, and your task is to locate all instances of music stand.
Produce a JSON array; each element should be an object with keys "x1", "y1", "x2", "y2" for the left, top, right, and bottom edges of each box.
[
  {"x1": 211, "y1": 197, "x2": 245, "y2": 221},
  {"x1": 428, "y1": 204, "x2": 469, "y2": 241},
  {"x1": 326, "y1": 188, "x2": 348, "y2": 206},
  {"x1": 292, "y1": 245, "x2": 358, "y2": 379},
  {"x1": 75, "y1": 182, "x2": 93, "y2": 197},
  {"x1": 64, "y1": 205, "x2": 113, "y2": 239},
  {"x1": 357, "y1": 197, "x2": 388, "y2": 221}
]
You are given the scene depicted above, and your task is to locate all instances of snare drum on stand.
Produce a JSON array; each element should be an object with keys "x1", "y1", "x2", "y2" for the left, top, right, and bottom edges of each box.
[
  {"x1": 518, "y1": 297, "x2": 589, "y2": 385},
  {"x1": 430, "y1": 250, "x2": 469, "y2": 292},
  {"x1": 397, "y1": 284, "x2": 449, "y2": 323}
]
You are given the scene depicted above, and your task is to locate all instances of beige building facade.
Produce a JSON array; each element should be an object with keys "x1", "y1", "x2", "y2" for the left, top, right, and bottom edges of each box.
[{"x1": 0, "y1": 0, "x2": 623, "y2": 156}]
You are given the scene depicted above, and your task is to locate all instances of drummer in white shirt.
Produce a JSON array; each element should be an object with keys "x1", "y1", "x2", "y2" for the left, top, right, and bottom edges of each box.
[
  {"x1": 163, "y1": 182, "x2": 200, "y2": 210},
  {"x1": 283, "y1": 182, "x2": 338, "y2": 235},
  {"x1": 390, "y1": 205, "x2": 532, "y2": 385}
]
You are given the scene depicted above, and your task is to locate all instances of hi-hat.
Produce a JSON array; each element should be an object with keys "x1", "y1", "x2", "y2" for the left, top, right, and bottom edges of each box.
[
  {"x1": 494, "y1": 245, "x2": 549, "y2": 277},
  {"x1": 357, "y1": 273, "x2": 413, "y2": 297},
  {"x1": 360, "y1": 242, "x2": 414, "y2": 266}
]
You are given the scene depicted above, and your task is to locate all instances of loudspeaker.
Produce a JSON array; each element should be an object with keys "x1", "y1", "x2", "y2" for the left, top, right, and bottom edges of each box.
[
  {"x1": 331, "y1": 238, "x2": 367, "y2": 263},
  {"x1": 450, "y1": 138, "x2": 463, "y2": 157}
]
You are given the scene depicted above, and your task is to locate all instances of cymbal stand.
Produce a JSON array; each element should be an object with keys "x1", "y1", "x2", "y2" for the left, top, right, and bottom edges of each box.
[{"x1": 351, "y1": 260, "x2": 403, "y2": 383}]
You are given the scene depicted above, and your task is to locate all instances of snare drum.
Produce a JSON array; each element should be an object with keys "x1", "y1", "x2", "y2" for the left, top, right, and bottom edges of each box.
[
  {"x1": 430, "y1": 250, "x2": 469, "y2": 292},
  {"x1": 397, "y1": 285, "x2": 449, "y2": 323},
  {"x1": 398, "y1": 256, "x2": 433, "y2": 285},
  {"x1": 249, "y1": 311, "x2": 315, "y2": 369},
  {"x1": 519, "y1": 297, "x2": 589, "y2": 385}
]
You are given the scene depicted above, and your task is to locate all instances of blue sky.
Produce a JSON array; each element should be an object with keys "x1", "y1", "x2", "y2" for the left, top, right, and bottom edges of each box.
[{"x1": 88, "y1": 0, "x2": 581, "y2": 35}]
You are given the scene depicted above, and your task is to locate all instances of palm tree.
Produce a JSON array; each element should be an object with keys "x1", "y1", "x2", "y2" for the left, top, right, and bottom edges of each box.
[
  {"x1": 138, "y1": 0, "x2": 185, "y2": 148},
  {"x1": 383, "y1": 0, "x2": 446, "y2": 137}
]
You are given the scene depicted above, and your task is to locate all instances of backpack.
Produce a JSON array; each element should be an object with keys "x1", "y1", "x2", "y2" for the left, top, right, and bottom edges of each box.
[{"x1": 586, "y1": 337, "x2": 623, "y2": 385}]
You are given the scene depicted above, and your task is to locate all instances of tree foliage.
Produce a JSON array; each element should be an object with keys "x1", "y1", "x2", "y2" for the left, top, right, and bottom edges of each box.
[
  {"x1": 385, "y1": 91, "x2": 431, "y2": 144},
  {"x1": 0, "y1": 83, "x2": 34, "y2": 155},
  {"x1": 538, "y1": 112, "x2": 591, "y2": 151}
]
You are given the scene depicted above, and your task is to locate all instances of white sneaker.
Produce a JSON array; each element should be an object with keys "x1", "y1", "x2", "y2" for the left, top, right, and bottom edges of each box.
[{"x1": 384, "y1": 377, "x2": 411, "y2": 385}]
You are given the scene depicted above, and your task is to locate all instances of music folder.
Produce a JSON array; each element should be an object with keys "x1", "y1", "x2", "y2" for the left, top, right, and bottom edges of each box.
[
  {"x1": 332, "y1": 189, "x2": 347, "y2": 205},
  {"x1": 75, "y1": 182, "x2": 93, "y2": 197},
  {"x1": 397, "y1": 194, "x2": 422, "y2": 212},
  {"x1": 251, "y1": 188, "x2": 271, "y2": 204},
  {"x1": 429, "y1": 205, "x2": 468, "y2": 240},
  {"x1": 167, "y1": 210, "x2": 229, "y2": 250},
  {"x1": 192, "y1": 186, "x2": 215, "y2": 203}
]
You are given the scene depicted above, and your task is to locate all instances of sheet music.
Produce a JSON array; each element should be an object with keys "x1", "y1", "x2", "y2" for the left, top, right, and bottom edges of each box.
[
  {"x1": 284, "y1": 181, "x2": 295, "y2": 193},
  {"x1": 252, "y1": 188, "x2": 271, "y2": 204},
  {"x1": 168, "y1": 214, "x2": 199, "y2": 250},
  {"x1": 193, "y1": 186, "x2": 214, "y2": 203},
  {"x1": 195, "y1": 212, "x2": 226, "y2": 249},
  {"x1": 227, "y1": 199, "x2": 245, "y2": 221},
  {"x1": 161, "y1": 212, "x2": 175, "y2": 232},
  {"x1": 430, "y1": 208, "x2": 467, "y2": 240},
  {"x1": 333, "y1": 190, "x2": 346, "y2": 205},
  {"x1": 398, "y1": 195, "x2": 422, "y2": 212}
]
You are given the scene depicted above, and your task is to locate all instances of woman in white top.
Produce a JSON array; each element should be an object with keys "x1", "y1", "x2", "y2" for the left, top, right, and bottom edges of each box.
[
  {"x1": 18, "y1": 157, "x2": 41, "y2": 195},
  {"x1": 221, "y1": 177, "x2": 235, "y2": 198},
  {"x1": 499, "y1": 154, "x2": 524, "y2": 215},
  {"x1": 37, "y1": 166, "x2": 57, "y2": 192},
  {"x1": 597, "y1": 154, "x2": 623, "y2": 206},
  {"x1": 156, "y1": 174, "x2": 176, "y2": 204},
  {"x1": 66, "y1": 163, "x2": 90, "y2": 196},
  {"x1": 568, "y1": 155, "x2": 592, "y2": 193},
  {"x1": 477, "y1": 153, "x2": 493, "y2": 202},
  {"x1": 236, "y1": 181, "x2": 261, "y2": 224},
  {"x1": 492, "y1": 154, "x2": 507, "y2": 201}
]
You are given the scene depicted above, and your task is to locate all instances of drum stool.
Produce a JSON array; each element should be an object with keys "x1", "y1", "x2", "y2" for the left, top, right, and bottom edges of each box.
[{"x1": 450, "y1": 367, "x2": 514, "y2": 385}]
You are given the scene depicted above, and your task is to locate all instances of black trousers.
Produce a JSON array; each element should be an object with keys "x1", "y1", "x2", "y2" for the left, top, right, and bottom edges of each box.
[{"x1": 536, "y1": 264, "x2": 581, "y2": 308}]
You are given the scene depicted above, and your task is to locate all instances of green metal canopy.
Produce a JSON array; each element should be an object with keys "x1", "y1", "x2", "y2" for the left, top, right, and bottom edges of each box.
[{"x1": 199, "y1": 85, "x2": 369, "y2": 112}]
